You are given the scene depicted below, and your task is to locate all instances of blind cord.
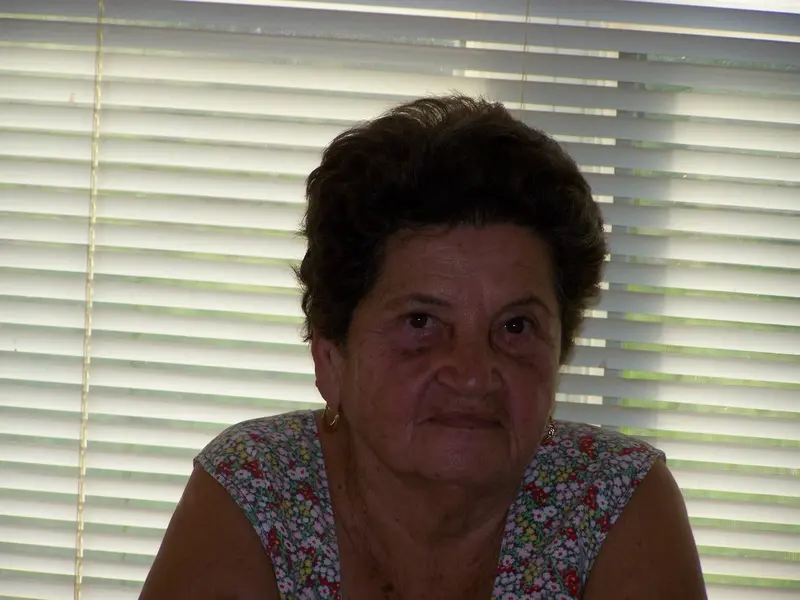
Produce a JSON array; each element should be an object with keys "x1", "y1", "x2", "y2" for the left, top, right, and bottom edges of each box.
[{"x1": 75, "y1": 0, "x2": 104, "y2": 597}]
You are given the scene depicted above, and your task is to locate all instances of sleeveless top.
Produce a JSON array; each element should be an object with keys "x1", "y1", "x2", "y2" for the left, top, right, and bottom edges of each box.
[{"x1": 195, "y1": 410, "x2": 665, "y2": 599}]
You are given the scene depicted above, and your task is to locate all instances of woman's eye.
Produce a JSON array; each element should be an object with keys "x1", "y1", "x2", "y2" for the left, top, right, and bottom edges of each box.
[
  {"x1": 504, "y1": 316, "x2": 534, "y2": 335},
  {"x1": 406, "y1": 313, "x2": 433, "y2": 329}
]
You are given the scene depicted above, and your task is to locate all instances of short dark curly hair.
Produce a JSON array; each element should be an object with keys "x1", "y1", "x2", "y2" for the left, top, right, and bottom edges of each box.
[{"x1": 296, "y1": 95, "x2": 607, "y2": 364}]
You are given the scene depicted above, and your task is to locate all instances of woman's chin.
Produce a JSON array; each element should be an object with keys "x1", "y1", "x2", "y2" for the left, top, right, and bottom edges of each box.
[{"x1": 410, "y1": 435, "x2": 517, "y2": 487}]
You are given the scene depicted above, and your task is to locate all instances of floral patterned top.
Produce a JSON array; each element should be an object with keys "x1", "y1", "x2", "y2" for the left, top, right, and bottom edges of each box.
[{"x1": 195, "y1": 410, "x2": 664, "y2": 599}]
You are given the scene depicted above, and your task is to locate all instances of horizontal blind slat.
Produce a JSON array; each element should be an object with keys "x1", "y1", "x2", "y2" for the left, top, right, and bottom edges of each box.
[
  {"x1": 604, "y1": 262, "x2": 800, "y2": 299},
  {"x1": 1, "y1": 497, "x2": 81, "y2": 524},
  {"x1": 637, "y1": 438, "x2": 800, "y2": 470},
  {"x1": 701, "y1": 555, "x2": 800, "y2": 583},
  {"x1": 597, "y1": 289, "x2": 800, "y2": 328},
  {"x1": 0, "y1": 414, "x2": 82, "y2": 441},
  {"x1": 586, "y1": 173, "x2": 800, "y2": 212},
  {"x1": 706, "y1": 585, "x2": 800, "y2": 600},
  {"x1": 555, "y1": 403, "x2": 800, "y2": 442},
  {"x1": 580, "y1": 317, "x2": 800, "y2": 356},
  {"x1": 570, "y1": 345, "x2": 799, "y2": 385},
  {"x1": 0, "y1": 441, "x2": 79, "y2": 469},
  {"x1": 671, "y1": 468, "x2": 800, "y2": 499},
  {"x1": 0, "y1": 573, "x2": 75, "y2": 599},
  {"x1": 601, "y1": 204, "x2": 800, "y2": 242},
  {"x1": 558, "y1": 374, "x2": 800, "y2": 413}
]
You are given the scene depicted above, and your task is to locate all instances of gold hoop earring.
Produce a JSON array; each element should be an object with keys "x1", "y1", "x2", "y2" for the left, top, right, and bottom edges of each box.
[
  {"x1": 323, "y1": 404, "x2": 340, "y2": 431},
  {"x1": 542, "y1": 417, "x2": 556, "y2": 444}
]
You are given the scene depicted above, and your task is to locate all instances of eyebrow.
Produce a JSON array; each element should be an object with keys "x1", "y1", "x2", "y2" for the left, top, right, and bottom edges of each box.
[
  {"x1": 502, "y1": 294, "x2": 554, "y2": 318},
  {"x1": 384, "y1": 292, "x2": 554, "y2": 317},
  {"x1": 384, "y1": 293, "x2": 452, "y2": 310}
]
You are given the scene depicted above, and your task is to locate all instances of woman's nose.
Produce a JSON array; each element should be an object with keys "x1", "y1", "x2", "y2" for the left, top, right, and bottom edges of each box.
[{"x1": 434, "y1": 338, "x2": 501, "y2": 396}]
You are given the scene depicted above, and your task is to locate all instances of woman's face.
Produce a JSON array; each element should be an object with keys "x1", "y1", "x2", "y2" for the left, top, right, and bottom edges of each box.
[{"x1": 313, "y1": 224, "x2": 562, "y2": 486}]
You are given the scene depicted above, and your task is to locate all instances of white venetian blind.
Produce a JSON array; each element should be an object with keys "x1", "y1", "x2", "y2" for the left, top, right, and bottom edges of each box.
[{"x1": 0, "y1": 0, "x2": 798, "y2": 598}]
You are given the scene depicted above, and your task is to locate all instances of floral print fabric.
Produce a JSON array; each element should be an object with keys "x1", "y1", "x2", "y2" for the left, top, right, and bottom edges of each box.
[{"x1": 195, "y1": 410, "x2": 664, "y2": 599}]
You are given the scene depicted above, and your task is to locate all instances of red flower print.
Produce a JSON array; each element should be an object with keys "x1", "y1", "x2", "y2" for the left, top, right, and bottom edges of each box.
[
  {"x1": 568, "y1": 465, "x2": 588, "y2": 482},
  {"x1": 497, "y1": 556, "x2": 514, "y2": 574},
  {"x1": 267, "y1": 528, "x2": 281, "y2": 550},
  {"x1": 319, "y1": 576, "x2": 340, "y2": 598},
  {"x1": 215, "y1": 460, "x2": 233, "y2": 476},
  {"x1": 563, "y1": 567, "x2": 580, "y2": 596},
  {"x1": 296, "y1": 481, "x2": 316, "y2": 501},
  {"x1": 583, "y1": 485, "x2": 598, "y2": 511},
  {"x1": 524, "y1": 482, "x2": 551, "y2": 505},
  {"x1": 595, "y1": 514, "x2": 610, "y2": 533},
  {"x1": 578, "y1": 435, "x2": 596, "y2": 459},
  {"x1": 243, "y1": 459, "x2": 265, "y2": 479}
]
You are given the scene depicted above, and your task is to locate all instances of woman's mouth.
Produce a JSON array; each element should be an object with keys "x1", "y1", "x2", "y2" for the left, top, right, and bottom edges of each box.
[{"x1": 428, "y1": 412, "x2": 502, "y2": 429}]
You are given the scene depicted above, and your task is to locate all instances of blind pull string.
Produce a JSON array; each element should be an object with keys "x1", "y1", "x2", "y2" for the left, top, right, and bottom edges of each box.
[{"x1": 75, "y1": 0, "x2": 105, "y2": 597}]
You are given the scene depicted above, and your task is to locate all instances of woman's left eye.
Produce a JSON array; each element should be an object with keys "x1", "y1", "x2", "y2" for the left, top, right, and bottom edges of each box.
[
  {"x1": 406, "y1": 313, "x2": 432, "y2": 329},
  {"x1": 503, "y1": 316, "x2": 534, "y2": 335}
]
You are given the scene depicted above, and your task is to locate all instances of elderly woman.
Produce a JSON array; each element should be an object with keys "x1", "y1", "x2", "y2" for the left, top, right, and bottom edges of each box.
[{"x1": 140, "y1": 96, "x2": 706, "y2": 599}]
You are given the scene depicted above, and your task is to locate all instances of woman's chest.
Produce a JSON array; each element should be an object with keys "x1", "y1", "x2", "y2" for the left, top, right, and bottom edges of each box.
[
  {"x1": 270, "y1": 505, "x2": 588, "y2": 600},
  {"x1": 334, "y1": 542, "x2": 497, "y2": 600}
]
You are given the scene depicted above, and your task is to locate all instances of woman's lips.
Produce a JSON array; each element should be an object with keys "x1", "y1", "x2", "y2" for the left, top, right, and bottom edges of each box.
[{"x1": 428, "y1": 413, "x2": 501, "y2": 429}]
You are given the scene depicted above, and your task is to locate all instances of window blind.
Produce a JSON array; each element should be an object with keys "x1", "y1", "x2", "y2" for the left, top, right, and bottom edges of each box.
[{"x1": 0, "y1": 0, "x2": 798, "y2": 598}]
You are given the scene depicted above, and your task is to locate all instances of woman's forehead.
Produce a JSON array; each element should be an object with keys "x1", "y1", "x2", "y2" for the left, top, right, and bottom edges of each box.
[
  {"x1": 383, "y1": 225, "x2": 551, "y2": 273},
  {"x1": 369, "y1": 225, "x2": 558, "y2": 308}
]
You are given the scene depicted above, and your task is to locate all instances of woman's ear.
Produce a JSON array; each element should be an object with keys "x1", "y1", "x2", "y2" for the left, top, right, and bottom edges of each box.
[{"x1": 310, "y1": 331, "x2": 345, "y2": 408}]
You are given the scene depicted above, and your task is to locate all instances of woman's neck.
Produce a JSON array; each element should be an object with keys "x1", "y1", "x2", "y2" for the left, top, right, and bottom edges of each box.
[
  {"x1": 345, "y1": 455, "x2": 512, "y2": 548},
  {"x1": 324, "y1": 422, "x2": 518, "y2": 597}
]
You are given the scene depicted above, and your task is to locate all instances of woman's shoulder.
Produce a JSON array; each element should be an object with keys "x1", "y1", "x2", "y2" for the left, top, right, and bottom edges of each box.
[
  {"x1": 531, "y1": 420, "x2": 666, "y2": 485},
  {"x1": 199, "y1": 410, "x2": 316, "y2": 458},
  {"x1": 523, "y1": 419, "x2": 665, "y2": 524},
  {"x1": 550, "y1": 420, "x2": 665, "y2": 465},
  {"x1": 520, "y1": 419, "x2": 667, "y2": 528},
  {"x1": 503, "y1": 421, "x2": 666, "y2": 594},
  {"x1": 193, "y1": 411, "x2": 338, "y2": 592},
  {"x1": 195, "y1": 410, "x2": 321, "y2": 480},
  {"x1": 193, "y1": 409, "x2": 326, "y2": 519}
]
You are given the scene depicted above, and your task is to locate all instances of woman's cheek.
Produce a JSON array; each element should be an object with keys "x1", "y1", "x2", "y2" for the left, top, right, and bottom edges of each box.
[
  {"x1": 498, "y1": 335, "x2": 547, "y2": 365},
  {"x1": 385, "y1": 330, "x2": 436, "y2": 360},
  {"x1": 510, "y1": 346, "x2": 559, "y2": 388},
  {"x1": 400, "y1": 338, "x2": 442, "y2": 361}
]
